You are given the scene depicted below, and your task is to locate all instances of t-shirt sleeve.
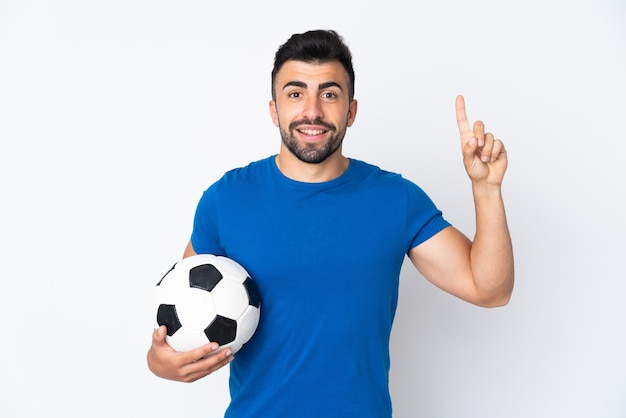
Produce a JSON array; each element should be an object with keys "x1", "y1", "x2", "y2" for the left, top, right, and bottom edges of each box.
[
  {"x1": 404, "y1": 180, "x2": 451, "y2": 252},
  {"x1": 189, "y1": 183, "x2": 225, "y2": 255}
]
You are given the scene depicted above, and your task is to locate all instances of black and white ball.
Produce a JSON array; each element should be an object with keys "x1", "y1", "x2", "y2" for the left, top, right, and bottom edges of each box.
[{"x1": 154, "y1": 254, "x2": 261, "y2": 354}]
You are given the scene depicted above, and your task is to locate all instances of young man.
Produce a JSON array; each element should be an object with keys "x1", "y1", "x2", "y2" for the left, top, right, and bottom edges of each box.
[{"x1": 148, "y1": 29, "x2": 514, "y2": 417}]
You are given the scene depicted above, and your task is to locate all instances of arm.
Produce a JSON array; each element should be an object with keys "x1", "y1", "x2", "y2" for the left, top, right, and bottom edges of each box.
[
  {"x1": 409, "y1": 96, "x2": 514, "y2": 307},
  {"x1": 147, "y1": 241, "x2": 234, "y2": 382}
]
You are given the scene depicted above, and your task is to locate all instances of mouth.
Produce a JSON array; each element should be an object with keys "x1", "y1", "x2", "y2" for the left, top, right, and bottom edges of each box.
[
  {"x1": 297, "y1": 127, "x2": 328, "y2": 136},
  {"x1": 290, "y1": 119, "x2": 335, "y2": 142}
]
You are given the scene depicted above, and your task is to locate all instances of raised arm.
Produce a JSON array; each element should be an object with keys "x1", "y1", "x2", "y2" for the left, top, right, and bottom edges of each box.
[{"x1": 409, "y1": 95, "x2": 514, "y2": 307}]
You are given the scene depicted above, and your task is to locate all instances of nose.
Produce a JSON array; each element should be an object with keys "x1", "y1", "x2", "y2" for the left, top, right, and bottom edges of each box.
[{"x1": 301, "y1": 94, "x2": 324, "y2": 122}]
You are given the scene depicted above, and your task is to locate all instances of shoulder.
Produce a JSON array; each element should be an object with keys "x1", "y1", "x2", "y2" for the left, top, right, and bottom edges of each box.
[
  {"x1": 199, "y1": 156, "x2": 274, "y2": 203},
  {"x1": 349, "y1": 158, "x2": 441, "y2": 210},
  {"x1": 348, "y1": 159, "x2": 422, "y2": 191},
  {"x1": 348, "y1": 158, "x2": 402, "y2": 182},
  {"x1": 220, "y1": 156, "x2": 274, "y2": 184}
]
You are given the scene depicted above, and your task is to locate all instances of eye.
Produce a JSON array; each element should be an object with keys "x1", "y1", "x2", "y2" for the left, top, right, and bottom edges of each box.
[
  {"x1": 321, "y1": 91, "x2": 338, "y2": 101},
  {"x1": 288, "y1": 91, "x2": 302, "y2": 99}
]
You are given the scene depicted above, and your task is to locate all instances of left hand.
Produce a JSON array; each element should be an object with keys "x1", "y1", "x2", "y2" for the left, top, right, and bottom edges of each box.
[{"x1": 455, "y1": 95, "x2": 508, "y2": 186}]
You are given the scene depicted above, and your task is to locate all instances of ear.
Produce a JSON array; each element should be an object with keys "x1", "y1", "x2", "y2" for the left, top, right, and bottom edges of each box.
[
  {"x1": 269, "y1": 100, "x2": 279, "y2": 127},
  {"x1": 347, "y1": 99, "x2": 358, "y2": 127}
]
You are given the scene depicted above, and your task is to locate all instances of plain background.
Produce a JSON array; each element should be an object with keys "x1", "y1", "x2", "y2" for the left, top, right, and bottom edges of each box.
[{"x1": 1, "y1": 0, "x2": 625, "y2": 417}]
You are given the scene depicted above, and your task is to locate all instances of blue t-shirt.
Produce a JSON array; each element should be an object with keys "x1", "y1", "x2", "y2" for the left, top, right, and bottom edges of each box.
[{"x1": 191, "y1": 156, "x2": 450, "y2": 417}]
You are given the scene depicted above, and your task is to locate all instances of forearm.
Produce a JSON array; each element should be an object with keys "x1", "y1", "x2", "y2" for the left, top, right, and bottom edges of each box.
[{"x1": 469, "y1": 183, "x2": 514, "y2": 306}]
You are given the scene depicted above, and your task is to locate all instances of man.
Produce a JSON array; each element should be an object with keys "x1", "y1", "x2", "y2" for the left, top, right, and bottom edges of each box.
[{"x1": 148, "y1": 29, "x2": 514, "y2": 417}]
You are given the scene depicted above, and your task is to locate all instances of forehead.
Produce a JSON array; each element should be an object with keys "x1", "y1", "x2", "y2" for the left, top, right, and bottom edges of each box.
[{"x1": 275, "y1": 60, "x2": 350, "y2": 89}]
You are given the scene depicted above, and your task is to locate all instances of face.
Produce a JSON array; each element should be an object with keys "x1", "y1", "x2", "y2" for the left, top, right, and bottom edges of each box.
[{"x1": 270, "y1": 60, "x2": 357, "y2": 164}]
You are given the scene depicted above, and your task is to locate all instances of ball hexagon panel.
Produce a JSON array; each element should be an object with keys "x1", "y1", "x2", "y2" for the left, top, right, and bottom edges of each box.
[
  {"x1": 214, "y1": 258, "x2": 250, "y2": 284},
  {"x1": 236, "y1": 305, "x2": 261, "y2": 343},
  {"x1": 168, "y1": 327, "x2": 212, "y2": 353},
  {"x1": 175, "y1": 288, "x2": 217, "y2": 330},
  {"x1": 211, "y1": 278, "x2": 250, "y2": 320}
]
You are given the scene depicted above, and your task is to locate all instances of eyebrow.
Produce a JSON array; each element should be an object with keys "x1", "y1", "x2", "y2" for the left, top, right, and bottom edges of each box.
[{"x1": 282, "y1": 81, "x2": 344, "y2": 91}]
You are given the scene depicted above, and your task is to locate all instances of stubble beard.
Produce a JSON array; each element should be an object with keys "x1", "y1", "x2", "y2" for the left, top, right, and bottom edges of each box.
[{"x1": 279, "y1": 118, "x2": 346, "y2": 164}]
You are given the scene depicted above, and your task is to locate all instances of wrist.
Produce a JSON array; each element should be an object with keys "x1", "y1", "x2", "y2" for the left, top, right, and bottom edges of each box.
[{"x1": 471, "y1": 181, "x2": 503, "y2": 199}]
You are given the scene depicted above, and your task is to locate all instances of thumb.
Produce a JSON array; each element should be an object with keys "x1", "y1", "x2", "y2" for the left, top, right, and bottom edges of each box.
[{"x1": 152, "y1": 325, "x2": 168, "y2": 345}]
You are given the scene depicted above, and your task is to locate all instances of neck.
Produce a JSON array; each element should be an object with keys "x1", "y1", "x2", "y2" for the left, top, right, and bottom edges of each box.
[{"x1": 275, "y1": 147, "x2": 349, "y2": 183}]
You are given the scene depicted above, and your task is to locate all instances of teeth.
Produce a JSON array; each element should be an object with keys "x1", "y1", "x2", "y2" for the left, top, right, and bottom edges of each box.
[{"x1": 300, "y1": 129, "x2": 325, "y2": 135}]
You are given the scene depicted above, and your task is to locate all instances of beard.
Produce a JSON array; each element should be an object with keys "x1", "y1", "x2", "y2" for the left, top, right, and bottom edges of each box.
[{"x1": 279, "y1": 117, "x2": 347, "y2": 164}]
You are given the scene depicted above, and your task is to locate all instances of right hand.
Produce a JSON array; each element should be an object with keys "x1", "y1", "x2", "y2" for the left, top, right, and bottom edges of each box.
[
  {"x1": 455, "y1": 95, "x2": 508, "y2": 187},
  {"x1": 147, "y1": 325, "x2": 234, "y2": 382}
]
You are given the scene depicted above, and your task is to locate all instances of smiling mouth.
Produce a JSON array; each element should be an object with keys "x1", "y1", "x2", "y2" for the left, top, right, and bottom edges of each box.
[
  {"x1": 289, "y1": 118, "x2": 336, "y2": 135},
  {"x1": 297, "y1": 128, "x2": 327, "y2": 136}
]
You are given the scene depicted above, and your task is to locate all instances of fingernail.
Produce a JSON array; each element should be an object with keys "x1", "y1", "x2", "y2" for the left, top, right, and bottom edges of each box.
[{"x1": 481, "y1": 156, "x2": 489, "y2": 162}]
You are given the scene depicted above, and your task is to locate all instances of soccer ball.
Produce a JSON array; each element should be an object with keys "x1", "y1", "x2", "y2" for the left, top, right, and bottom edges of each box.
[{"x1": 154, "y1": 254, "x2": 261, "y2": 354}]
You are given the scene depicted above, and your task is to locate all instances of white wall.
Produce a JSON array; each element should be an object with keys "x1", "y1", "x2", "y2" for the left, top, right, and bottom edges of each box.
[{"x1": 1, "y1": 1, "x2": 624, "y2": 417}]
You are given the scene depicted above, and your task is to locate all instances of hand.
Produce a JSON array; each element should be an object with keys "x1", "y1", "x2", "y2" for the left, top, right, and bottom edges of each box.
[
  {"x1": 147, "y1": 325, "x2": 234, "y2": 383},
  {"x1": 455, "y1": 95, "x2": 507, "y2": 186}
]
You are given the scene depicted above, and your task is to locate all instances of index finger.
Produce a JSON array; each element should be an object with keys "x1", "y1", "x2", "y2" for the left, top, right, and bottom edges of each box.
[{"x1": 455, "y1": 95, "x2": 472, "y2": 143}]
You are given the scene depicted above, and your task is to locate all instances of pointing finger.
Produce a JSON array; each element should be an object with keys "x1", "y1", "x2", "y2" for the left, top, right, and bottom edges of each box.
[{"x1": 455, "y1": 95, "x2": 472, "y2": 144}]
